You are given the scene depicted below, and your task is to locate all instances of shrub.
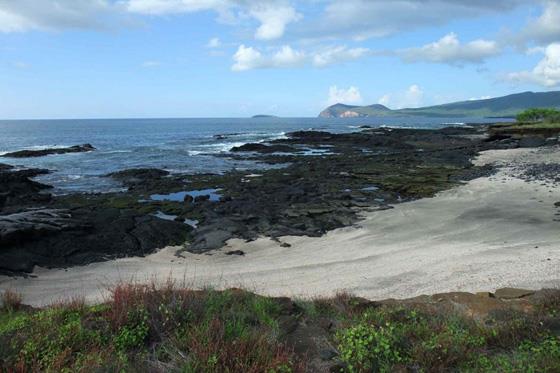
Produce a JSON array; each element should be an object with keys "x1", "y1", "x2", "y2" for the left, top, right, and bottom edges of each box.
[
  {"x1": 114, "y1": 308, "x2": 150, "y2": 351},
  {"x1": 516, "y1": 108, "x2": 560, "y2": 123},
  {"x1": 336, "y1": 319, "x2": 406, "y2": 372}
]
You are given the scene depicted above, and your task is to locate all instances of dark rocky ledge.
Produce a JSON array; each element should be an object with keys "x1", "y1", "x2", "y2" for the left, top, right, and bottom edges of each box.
[{"x1": 2, "y1": 144, "x2": 96, "y2": 158}]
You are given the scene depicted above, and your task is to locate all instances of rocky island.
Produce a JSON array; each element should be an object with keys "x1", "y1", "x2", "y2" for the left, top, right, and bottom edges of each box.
[{"x1": 1, "y1": 144, "x2": 96, "y2": 158}]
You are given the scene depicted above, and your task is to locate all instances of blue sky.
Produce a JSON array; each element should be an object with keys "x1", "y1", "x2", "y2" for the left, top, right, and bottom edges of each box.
[{"x1": 1, "y1": 0, "x2": 559, "y2": 119}]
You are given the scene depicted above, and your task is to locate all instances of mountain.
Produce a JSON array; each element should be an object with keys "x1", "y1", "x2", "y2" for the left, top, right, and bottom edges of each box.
[
  {"x1": 319, "y1": 103, "x2": 392, "y2": 118},
  {"x1": 319, "y1": 91, "x2": 560, "y2": 118}
]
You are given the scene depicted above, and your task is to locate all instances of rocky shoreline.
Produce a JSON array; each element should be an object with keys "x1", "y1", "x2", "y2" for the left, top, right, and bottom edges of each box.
[{"x1": 1, "y1": 124, "x2": 559, "y2": 276}]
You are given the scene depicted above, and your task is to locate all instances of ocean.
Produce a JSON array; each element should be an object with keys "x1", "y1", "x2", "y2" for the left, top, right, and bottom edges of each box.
[{"x1": 0, "y1": 116, "x2": 509, "y2": 194}]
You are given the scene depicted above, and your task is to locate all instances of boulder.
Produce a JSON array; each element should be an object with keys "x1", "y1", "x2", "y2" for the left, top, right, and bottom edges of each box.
[{"x1": 0, "y1": 209, "x2": 82, "y2": 248}]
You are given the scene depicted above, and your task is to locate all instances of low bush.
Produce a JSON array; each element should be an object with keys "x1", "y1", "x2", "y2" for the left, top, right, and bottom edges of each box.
[
  {"x1": 516, "y1": 108, "x2": 560, "y2": 123},
  {"x1": 1, "y1": 285, "x2": 559, "y2": 372}
]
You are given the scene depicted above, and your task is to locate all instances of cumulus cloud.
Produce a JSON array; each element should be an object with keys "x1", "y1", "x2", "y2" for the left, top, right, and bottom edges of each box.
[
  {"x1": 249, "y1": 3, "x2": 301, "y2": 40},
  {"x1": 231, "y1": 44, "x2": 368, "y2": 71},
  {"x1": 304, "y1": 0, "x2": 529, "y2": 41},
  {"x1": 0, "y1": 0, "x2": 113, "y2": 32},
  {"x1": 312, "y1": 46, "x2": 369, "y2": 67},
  {"x1": 518, "y1": 1, "x2": 560, "y2": 46},
  {"x1": 126, "y1": 0, "x2": 299, "y2": 40},
  {"x1": 0, "y1": 0, "x2": 300, "y2": 40},
  {"x1": 400, "y1": 33, "x2": 500, "y2": 65},
  {"x1": 231, "y1": 45, "x2": 306, "y2": 71},
  {"x1": 231, "y1": 44, "x2": 264, "y2": 71},
  {"x1": 506, "y1": 43, "x2": 560, "y2": 87},
  {"x1": 468, "y1": 96, "x2": 492, "y2": 101},
  {"x1": 378, "y1": 85, "x2": 424, "y2": 109},
  {"x1": 327, "y1": 86, "x2": 363, "y2": 105}
]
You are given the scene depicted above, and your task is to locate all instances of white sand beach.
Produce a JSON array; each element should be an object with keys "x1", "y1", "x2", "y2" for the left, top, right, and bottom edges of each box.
[{"x1": 2, "y1": 147, "x2": 560, "y2": 306}]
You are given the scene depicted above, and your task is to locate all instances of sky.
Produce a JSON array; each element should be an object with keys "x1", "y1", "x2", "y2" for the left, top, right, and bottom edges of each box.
[{"x1": 0, "y1": 0, "x2": 560, "y2": 119}]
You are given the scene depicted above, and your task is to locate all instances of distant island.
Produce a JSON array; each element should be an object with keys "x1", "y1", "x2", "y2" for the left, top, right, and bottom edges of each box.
[
  {"x1": 319, "y1": 91, "x2": 560, "y2": 118},
  {"x1": 252, "y1": 114, "x2": 278, "y2": 118}
]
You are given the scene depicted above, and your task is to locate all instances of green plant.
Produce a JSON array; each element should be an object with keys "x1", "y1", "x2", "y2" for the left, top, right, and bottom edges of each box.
[
  {"x1": 516, "y1": 108, "x2": 560, "y2": 123},
  {"x1": 337, "y1": 319, "x2": 406, "y2": 372},
  {"x1": 251, "y1": 296, "x2": 281, "y2": 330},
  {"x1": 114, "y1": 308, "x2": 150, "y2": 351}
]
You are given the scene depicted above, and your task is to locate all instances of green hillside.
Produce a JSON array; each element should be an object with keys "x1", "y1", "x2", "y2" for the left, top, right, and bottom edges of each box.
[{"x1": 319, "y1": 91, "x2": 560, "y2": 118}]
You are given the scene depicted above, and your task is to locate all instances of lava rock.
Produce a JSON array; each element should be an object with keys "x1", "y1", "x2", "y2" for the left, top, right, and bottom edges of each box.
[
  {"x1": 230, "y1": 143, "x2": 294, "y2": 153},
  {"x1": 194, "y1": 195, "x2": 210, "y2": 202},
  {"x1": 2, "y1": 144, "x2": 95, "y2": 158}
]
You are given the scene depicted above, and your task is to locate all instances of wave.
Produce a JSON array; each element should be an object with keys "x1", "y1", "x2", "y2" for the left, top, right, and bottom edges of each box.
[
  {"x1": 102, "y1": 150, "x2": 133, "y2": 154},
  {"x1": 441, "y1": 122, "x2": 467, "y2": 126}
]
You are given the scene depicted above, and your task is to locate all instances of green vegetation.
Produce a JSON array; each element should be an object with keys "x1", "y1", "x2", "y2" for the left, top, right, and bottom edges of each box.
[
  {"x1": 516, "y1": 108, "x2": 560, "y2": 123},
  {"x1": 1, "y1": 286, "x2": 559, "y2": 372},
  {"x1": 489, "y1": 108, "x2": 560, "y2": 136}
]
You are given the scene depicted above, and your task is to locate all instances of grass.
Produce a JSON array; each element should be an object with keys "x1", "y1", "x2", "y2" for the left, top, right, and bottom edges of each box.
[
  {"x1": 495, "y1": 122, "x2": 560, "y2": 130},
  {"x1": 1, "y1": 284, "x2": 559, "y2": 372}
]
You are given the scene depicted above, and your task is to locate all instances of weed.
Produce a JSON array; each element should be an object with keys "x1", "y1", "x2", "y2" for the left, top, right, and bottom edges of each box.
[{"x1": 1, "y1": 289, "x2": 23, "y2": 312}]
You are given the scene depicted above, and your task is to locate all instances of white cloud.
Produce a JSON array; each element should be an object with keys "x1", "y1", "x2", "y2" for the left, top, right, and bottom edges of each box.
[
  {"x1": 126, "y1": 0, "x2": 300, "y2": 40},
  {"x1": 124, "y1": 0, "x2": 226, "y2": 15},
  {"x1": 327, "y1": 86, "x2": 363, "y2": 105},
  {"x1": 312, "y1": 46, "x2": 369, "y2": 67},
  {"x1": 206, "y1": 37, "x2": 221, "y2": 48},
  {"x1": 231, "y1": 45, "x2": 305, "y2": 71},
  {"x1": 378, "y1": 94, "x2": 391, "y2": 107},
  {"x1": 518, "y1": 1, "x2": 560, "y2": 46},
  {"x1": 231, "y1": 44, "x2": 368, "y2": 71},
  {"x1": 249, "y1": 3, "x2": 301, "y2": 40},
  {"x1": 231, "y1": 44, "x2": 264, "y2": 72},
  {"x1": 0, "y1": 0, "x2": 113, "y2": 32},
  {"x1": 378, "y1": 85, "x2": 424, "y2": 109},
  {"x1": 506, "y1": 43, "x2": 560, "y2": 87},
  {"x1": 272, "y1": 45, "x2": 306, "y2": 66},
  {"x1": 400, "y1": 33, "x2": 500, "y2": 65},
  {"x1": 306, "y1": 0, "x2": 529, "y2": 41},
  {"x1": 468, "y1": 96, "x2": 492, "y2": 101},
  {"x1": 142, "y1": 60, "x2": 161, "y2": 68}
]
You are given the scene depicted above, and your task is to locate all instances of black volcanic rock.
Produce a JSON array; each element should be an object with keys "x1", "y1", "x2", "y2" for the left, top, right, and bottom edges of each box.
[
  {"x1": 0, "y1": 206, "x2": 190, "y2": 275},
  {"x1": 0, "y1": 164, "x2": 51, "y2": 210},
  {"x1": 1, "y1": 123, "x2": 556, "y2": 276},
  {"x1": 2, "y1": 144, "x2": 95, "y2": 158},
  {"x1": 0, "y1": 164, "x2": 190, "y2": 275},
  {"x1": 230, "y1": 143, "x2": 294, "y2": 153},
  {"x1": 106, "y1": 168, "x2": 184, "y2": 192}
]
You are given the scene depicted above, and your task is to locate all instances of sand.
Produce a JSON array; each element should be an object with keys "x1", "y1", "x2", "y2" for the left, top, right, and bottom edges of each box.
[{"x1": 2, "y1": 147, "x2": 560, "y2": 306}]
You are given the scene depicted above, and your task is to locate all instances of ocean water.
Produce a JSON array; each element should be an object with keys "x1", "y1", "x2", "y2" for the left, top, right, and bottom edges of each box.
[{"x1": 0, "y1": 117, "x2": 508, "y2": 194}]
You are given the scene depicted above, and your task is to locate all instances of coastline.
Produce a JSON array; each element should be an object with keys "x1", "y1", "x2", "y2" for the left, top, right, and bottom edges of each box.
[{"x1": 3, "y1": 146, "x2": 559, "y2": 306}]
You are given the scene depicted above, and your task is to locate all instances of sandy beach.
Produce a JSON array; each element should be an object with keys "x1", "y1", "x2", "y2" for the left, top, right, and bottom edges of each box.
[{"x1": 2, "y1": 146, "x2": 559, "y2": 306}]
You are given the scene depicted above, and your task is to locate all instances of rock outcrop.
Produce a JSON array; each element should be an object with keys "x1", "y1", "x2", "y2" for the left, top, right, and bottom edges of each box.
[{"x1": 2, "y1": 144, "x2": 95, "y2": 158}]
